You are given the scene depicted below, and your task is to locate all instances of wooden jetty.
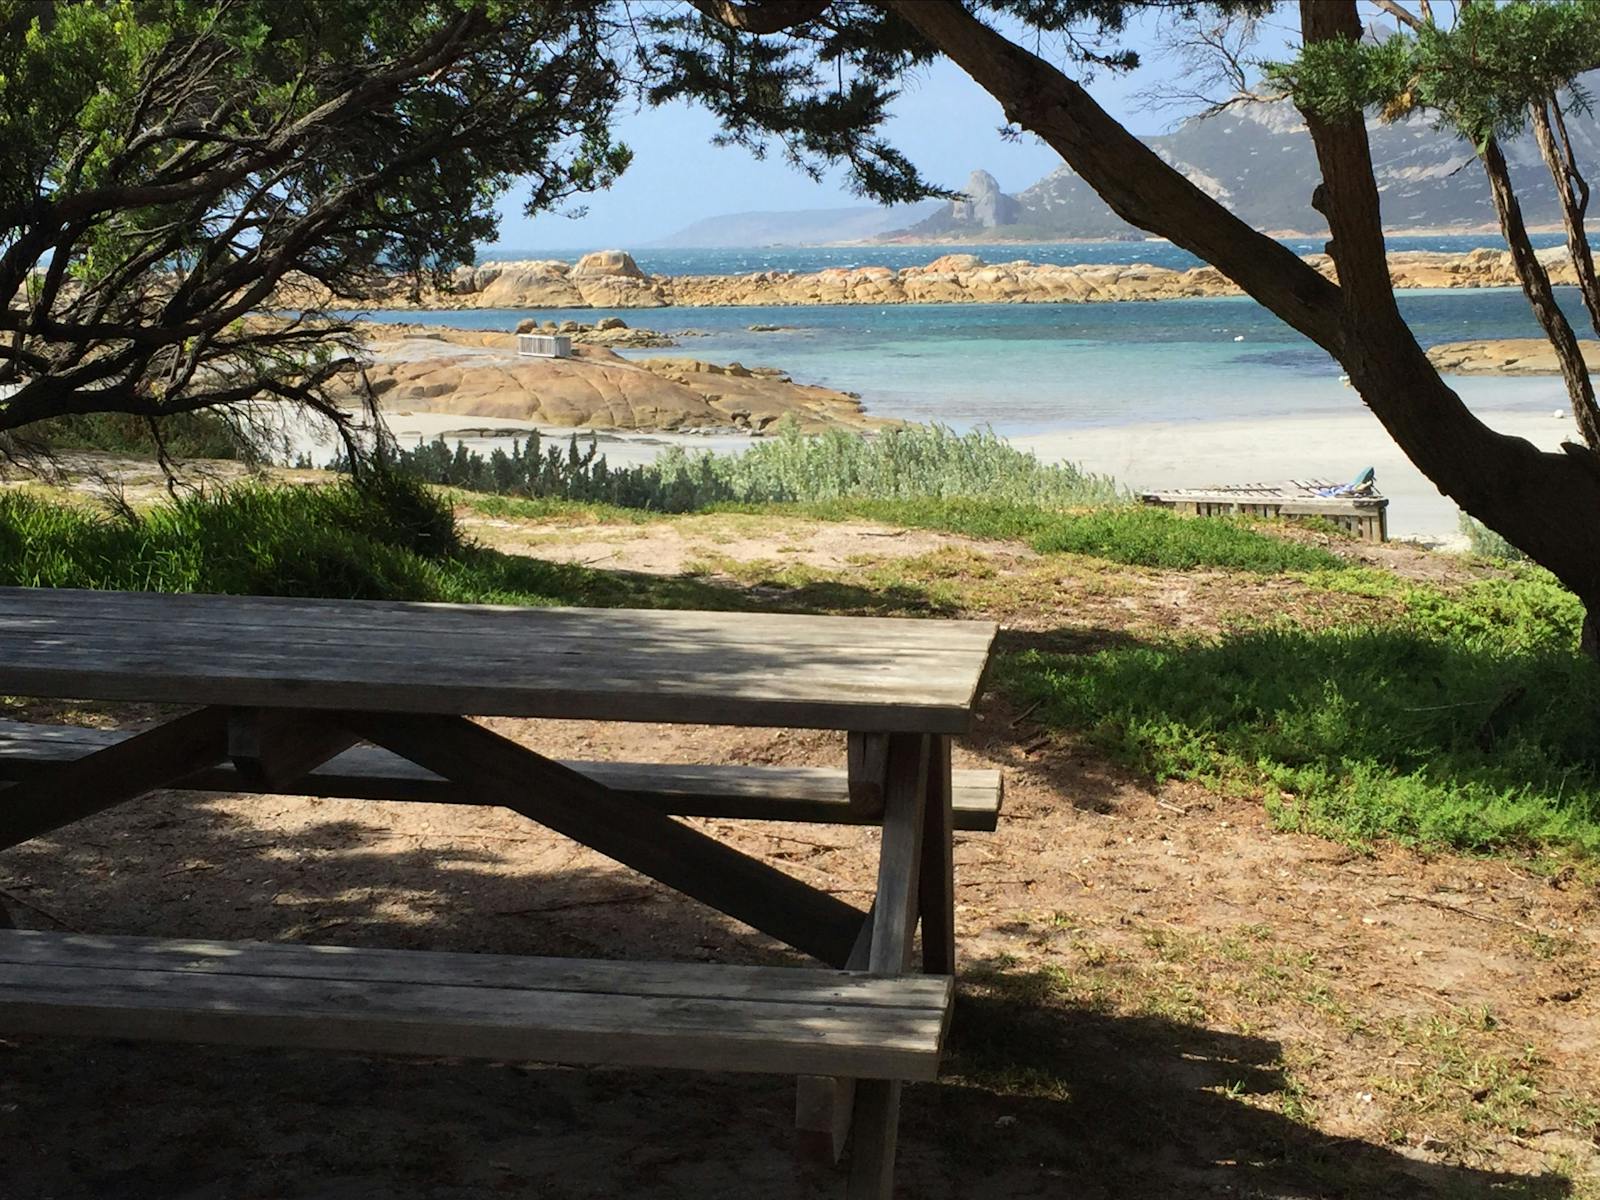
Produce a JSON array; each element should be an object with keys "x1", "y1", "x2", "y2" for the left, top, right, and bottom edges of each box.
[{"x1": 1140, "y1": 479, "x2": 1389, "y2": 541}]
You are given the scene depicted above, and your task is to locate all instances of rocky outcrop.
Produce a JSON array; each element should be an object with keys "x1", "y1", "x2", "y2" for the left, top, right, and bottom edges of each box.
[
  {"x1": 1427, "y1": 336, "x2": 1600, "y2": 376},
  {"x1": 345, "y1": 324, "x2": 878, "y2": 433},
  {"x1": 571, "y1": 249, "x2": 645, "y2": 279},
  {"x1": 347, "y1": 246, "x2": 1576, "y2": 311},
  {"x1": 362, "y1": 318, "x2": 672, "y2": 350}
]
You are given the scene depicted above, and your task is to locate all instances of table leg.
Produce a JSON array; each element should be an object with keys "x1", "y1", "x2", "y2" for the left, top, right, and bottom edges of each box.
[
  {"x1": 796, "y1": 911, "x2": 874, "y2": 1162},
  {"x1": 917, "y1": 735, "x2": 956, "y2": 976},
  {"x1": 846, "y1": 733, "x2": 928, "y2": 1200}
]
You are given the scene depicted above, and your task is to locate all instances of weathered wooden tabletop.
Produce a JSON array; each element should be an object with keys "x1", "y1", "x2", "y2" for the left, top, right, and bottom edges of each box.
[{"x1": 0, "y1": 588, "x2": 997, "y2": 732}]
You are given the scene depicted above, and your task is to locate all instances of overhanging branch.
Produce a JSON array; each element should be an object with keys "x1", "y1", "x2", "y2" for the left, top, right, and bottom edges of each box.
[{"x1": 884, "y1": 0, "x2": 1345, "y2": 354}]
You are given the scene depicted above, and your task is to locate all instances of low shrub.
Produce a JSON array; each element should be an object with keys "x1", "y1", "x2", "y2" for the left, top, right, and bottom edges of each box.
[
  {"x1": 1459, "y1": 513, "x2": 1529, "y2": 563},
  {"x1": 0, "y1": 475, "x2": 741, "y2": 612},
  {"x1": 20, "y1": 411, "x2": 253, "y2": 460},
  {"x1": 744, "y1": 498, "x2": 1344, "y2": 574},
  {"x1": 370, "y1": 422, "x2": 1123, "y2": 511}
]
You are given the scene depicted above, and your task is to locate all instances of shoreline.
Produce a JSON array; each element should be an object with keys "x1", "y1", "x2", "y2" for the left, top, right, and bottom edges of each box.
[
  {"x1": 1015, "y1": 406, "x2": 1574, "y2": 544},
  {"x1": 351, "y1": 402, "x2": 1573, "y2": 545}
]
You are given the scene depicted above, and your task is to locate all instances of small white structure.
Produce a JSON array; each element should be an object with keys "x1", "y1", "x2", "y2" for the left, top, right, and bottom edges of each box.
[{"x1": 517, "y1": 333, "x2": 572, "y2": 359}]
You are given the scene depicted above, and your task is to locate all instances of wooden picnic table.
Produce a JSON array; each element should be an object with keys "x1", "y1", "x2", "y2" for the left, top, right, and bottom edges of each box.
[{"x1": 0, "y1": 586, "x2": 999, "y2": 1199}]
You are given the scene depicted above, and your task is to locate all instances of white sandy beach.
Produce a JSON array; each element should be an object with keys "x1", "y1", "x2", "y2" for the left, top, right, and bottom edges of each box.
[{"x1": 1016, "y1": 405, "x2": 1575, "y2": 544}]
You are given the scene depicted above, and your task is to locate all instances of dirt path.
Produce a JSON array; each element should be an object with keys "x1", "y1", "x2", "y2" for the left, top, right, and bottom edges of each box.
[{"x1": 1, "y1": 517, "x2": 1595, "y2": 1199}]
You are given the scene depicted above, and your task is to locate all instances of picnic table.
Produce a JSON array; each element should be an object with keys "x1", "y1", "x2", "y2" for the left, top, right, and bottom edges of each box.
[{"x1": 0, "y1": 586, "x2": 999, "y2": 1199}]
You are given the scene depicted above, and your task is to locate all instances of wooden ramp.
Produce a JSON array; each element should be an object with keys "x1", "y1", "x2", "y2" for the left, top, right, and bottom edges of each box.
[{"x1": 1140, "y1": 478, "x2": 1388, "y2": 541}]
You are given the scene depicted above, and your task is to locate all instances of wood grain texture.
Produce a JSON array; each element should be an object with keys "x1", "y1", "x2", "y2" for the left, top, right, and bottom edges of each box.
[
  {"x1": 0, "y1": 931, "x2": 952, "y2": 1081},
  {"x1": 0, "y1": 707, "x2": 229, "y2": 852},
  {"x1": 795, "y1": 913, "x2": 875, "y2": 1163},
  {"x1": 848, "y1": 1079, "x2": 902, "y2": 1200},
  {"x1": 346, "y1": 713, "x2": 866, "y2": 966},
  {"x1": 918, "y1": 735, "x2": 958, "y2": 976},
  {"x1": 226, "y1": 708, "x2": 358, "y2": 790},
  {"x1": 0, "y1": 589, "x2": 996, "y2": 732},
  {"x1": 849, "y1": 735, "x2": 931, "y2": 1199},
  {"x1": 868, "y1": 735, "x2": 929, "y2": 976},
  {"x1": 847, "y1": 732, "x2": 889, "y2": 818},
  {"x1": 0, "y1": 720, "x2": 1003, "y2": 830}
]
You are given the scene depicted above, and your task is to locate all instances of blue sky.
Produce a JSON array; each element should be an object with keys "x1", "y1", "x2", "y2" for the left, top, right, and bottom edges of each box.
[{"x1": 491, "y1": 4, "x2": 1310, "y2": 251}]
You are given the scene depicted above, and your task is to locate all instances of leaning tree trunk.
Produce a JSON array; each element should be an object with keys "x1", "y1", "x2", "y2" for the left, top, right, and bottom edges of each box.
[
  {"x1": 1478, "y1": 132, "x2": 1600, "y2": 449},
  {"x1": 1531, "y1": 96, "x2": 1600, "y2": 341},
  {"x1": 882, "y1": 0, "x2": 1600, "y2": 645}
]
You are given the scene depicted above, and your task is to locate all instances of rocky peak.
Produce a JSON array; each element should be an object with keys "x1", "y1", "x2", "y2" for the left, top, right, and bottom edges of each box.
[{"x1": 948, "y1": 170, "x2": 1021, "y2": 229}]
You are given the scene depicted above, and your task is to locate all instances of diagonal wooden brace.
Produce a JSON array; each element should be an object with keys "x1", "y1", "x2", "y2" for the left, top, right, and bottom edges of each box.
[
  {"x1": 228, "y1": 707, "x2": 360, "y2": 791},
  {"x1": 0, "y1": 706, "x2": 231, "y2": 852},
  {"x1": 343, "y1": 712, "x2": 867, "y2": 967}
]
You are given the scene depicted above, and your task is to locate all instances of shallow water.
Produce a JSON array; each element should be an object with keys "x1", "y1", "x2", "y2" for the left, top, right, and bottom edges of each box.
[{"x1": 349, "y1": 285, "x2": 1574, "y2": 435}]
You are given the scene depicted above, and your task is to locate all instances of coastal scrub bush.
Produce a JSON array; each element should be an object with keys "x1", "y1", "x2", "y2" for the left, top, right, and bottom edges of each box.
[
  {"x1": 24, "y1": 412, "x2": 252, "y2": 460},
  {"x1": 380, "y1": 427, "x2": 1337, "y2": 573},
  {"x1": 371, "y1": 422, "x2": 1123, "y2": 511},
  {"x1": 1459, "y1": 513, "x2": 1529, "y2": 563},
  {"x1": 1001, "y1": 572, "x2": 1600, "y2": 855},
  {"x1": 0, "y1": 475, "x2": 706, "y2": 609}
]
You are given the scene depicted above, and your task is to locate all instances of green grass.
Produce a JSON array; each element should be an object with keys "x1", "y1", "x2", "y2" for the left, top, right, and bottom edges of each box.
[
  {"x1": 737, "y1": 498, "x2": 1344, "y2": 573},
  {"x1": 1001, "y1": 571, "x2": 1600, "y2": 855},
  {"x1": 460, "y1": 491, "x2": 1342, "y2": 574},
  {"x1": 0, "y1": 478, "x2": 729, "y2": 610},
  {"x1": 7, "y1": 473, "x2": 1593, "y2": 857}
]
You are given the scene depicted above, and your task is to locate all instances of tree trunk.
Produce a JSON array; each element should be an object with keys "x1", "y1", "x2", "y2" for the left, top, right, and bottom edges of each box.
[
  {"x1": 1531, "y1": 96, "x2": 1600, "y2": 340},
  {"x1": 886, "y1": 0, "x2": 1600, "y2": 642},
  {"x1": 1478, "y1": 132, "x2": 1600, "y2": 449}
]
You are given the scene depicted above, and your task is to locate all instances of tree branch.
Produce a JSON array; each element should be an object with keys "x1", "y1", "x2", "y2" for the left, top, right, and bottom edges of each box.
[
  {"x1": 884, "y1": 0, "x2": 1344, "y2": 353},
  {"x1": 689, "y1": 1, "x2": 830, "y2": 35}
]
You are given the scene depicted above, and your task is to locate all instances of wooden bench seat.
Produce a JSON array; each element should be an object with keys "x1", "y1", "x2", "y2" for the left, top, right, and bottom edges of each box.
[
  {"x1": 0, "y1": 930, "x2": 953, "y2": 1082},
  {"x1": 0, "y1": 719, "x2": 1003, "y2": 831}
]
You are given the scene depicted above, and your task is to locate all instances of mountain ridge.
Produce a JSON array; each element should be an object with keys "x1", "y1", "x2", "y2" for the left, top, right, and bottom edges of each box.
[{"x1": 890, "y1": 95, "x2": 1597, "y2": 241}]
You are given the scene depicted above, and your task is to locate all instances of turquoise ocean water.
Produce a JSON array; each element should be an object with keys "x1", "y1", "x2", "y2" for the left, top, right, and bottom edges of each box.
[
  {"x1": 340, "y1": 236, "x2": 1574, "y2": 435},
  {"x1": 352, "y1": 236, "x2": 1576, "y2": 433}
]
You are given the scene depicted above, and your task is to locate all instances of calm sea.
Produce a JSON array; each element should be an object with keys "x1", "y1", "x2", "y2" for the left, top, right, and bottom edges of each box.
[
  {"x1": 351, "y1": 235, "x2": 1574, "y2": 434},
  {"x1": 475, "y1": 233, "x2": 1568, "y2": 276}
]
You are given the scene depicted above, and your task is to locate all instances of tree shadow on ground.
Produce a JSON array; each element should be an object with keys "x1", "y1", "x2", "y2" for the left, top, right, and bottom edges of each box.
[
  {"x1": 931, "y1": 962, "x2": 1572, "y2": 1200},
  {"x1": 0, "y1": 556, "x2": 1586, "y2": 1196},
  {"x1": 0, "y1": 783, "x2": 1576, "y2": 1199}
]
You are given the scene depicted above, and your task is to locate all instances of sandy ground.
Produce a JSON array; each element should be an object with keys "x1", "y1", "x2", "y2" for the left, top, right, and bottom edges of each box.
[
  {"x1": 1, "y1": 515, "x2": 1596, "y2": 1199},
  {"x1": 1017, "y1": 404, "x2": 1575, "y2": 545}
]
